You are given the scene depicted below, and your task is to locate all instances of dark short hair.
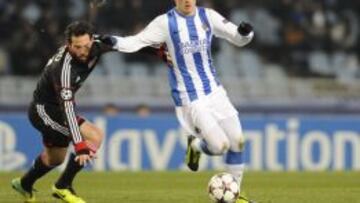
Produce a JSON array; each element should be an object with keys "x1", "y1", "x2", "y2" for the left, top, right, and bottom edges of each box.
[{"x1": 64, "y1": 21, "x2": 94, "y2": 43}]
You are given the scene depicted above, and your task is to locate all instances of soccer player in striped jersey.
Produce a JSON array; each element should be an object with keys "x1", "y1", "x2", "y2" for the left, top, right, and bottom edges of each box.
[{"x1": 101, "y1": 0, "x2": 255, "y2": 202}]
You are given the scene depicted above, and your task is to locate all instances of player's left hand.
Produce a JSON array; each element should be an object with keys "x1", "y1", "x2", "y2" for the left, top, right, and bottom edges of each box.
[
  {"x1": 74, "y1": 141, "x2": 95, "y2": 166},
  {"x1": 75, "y1": 154, "x2": 94, "y2": 166},
  {"x1": 159, "y1": 45, "x2": 173, "y2": 66},
  {"x1": 237, "y1": 22, "x2": 253, "y2": 36}
]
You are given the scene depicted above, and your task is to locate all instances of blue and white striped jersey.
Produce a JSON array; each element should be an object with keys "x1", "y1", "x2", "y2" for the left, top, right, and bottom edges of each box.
[{"x1": 114, "y1": 7, "x2": 254, "y2": 106}]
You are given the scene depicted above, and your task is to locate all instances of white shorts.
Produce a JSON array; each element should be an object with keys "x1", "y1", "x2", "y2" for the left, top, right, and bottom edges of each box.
[{"x1": 175, "y1": 86, "x2": 238, "y2": 136}]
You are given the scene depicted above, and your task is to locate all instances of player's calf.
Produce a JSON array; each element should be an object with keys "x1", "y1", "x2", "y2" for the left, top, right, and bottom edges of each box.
[{"x1": 43, "y1": 147, "x2": 68, "y2": 166}]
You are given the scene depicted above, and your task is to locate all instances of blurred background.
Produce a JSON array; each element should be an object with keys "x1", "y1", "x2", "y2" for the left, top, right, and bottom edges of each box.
[
  {"x1": 0, "y1": 0, "x2": 359, "y2": 111},
  {"x1": 0, "y1": 0, "x2": 359, "y2": 172}
]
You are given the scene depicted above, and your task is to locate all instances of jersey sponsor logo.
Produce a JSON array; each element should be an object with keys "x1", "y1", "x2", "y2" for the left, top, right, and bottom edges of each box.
[
  {"x1": 60, "y1": 88, "x2": 73, "y2": 101},
  {"x1": 179, "y1": 39, "x2": 208, "y2": 55}
]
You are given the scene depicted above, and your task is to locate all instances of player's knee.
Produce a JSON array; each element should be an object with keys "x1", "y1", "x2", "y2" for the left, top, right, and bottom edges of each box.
[
  {"x1": 231, "y1": 134, "x2": 245, "y2": 151},
  {"x1": 44, "y1": 154, "x2": 65, "y2": 166},
  {"x1": 43, "y1": 148, "x2": 67, "y2": 166},
  {"x1": 210, "y1": 140, "x2": 230, "y2": 155}
]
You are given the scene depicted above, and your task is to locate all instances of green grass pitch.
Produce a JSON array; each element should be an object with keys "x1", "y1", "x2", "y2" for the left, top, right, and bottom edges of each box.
[{"x1": 1, "y1": 171, "x2": 359, "y2": 203}]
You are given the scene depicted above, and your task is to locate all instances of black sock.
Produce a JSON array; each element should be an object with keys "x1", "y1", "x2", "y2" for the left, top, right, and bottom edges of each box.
[
  {"x1": 21, "y1": 155, "x2": 55, "y2": 191},
  {"x1": 55, "y1": 153, "x2": 84, "y2": 189}
]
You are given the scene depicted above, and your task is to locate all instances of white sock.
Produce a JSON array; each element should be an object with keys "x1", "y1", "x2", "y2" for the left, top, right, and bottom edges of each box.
[{"x1": 226, "y1": 164, "x2": 245, "y2": 187}]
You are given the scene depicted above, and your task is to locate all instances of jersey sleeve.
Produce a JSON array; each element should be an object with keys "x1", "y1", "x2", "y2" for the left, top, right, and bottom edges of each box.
[
  {"x1": 57, "y1": 53, "x2": 84, "y2": 145},
  {"x1": 112, "y1": 15, "x2": 167, "y2": 53},
  {"x1": 207, "y1": 9, "x2": 254, "y2": 47}
]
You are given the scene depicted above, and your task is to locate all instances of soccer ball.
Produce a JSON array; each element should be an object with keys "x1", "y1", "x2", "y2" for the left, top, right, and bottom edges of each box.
[{"x1": 207, "y1": 172, "x2": 240, "y2": 203}]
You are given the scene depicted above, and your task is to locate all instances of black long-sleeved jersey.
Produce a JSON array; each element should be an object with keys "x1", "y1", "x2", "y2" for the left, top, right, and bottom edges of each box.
[
  {"x1": 32, "y1": 39, "x2": 161, "y2": 145},
  {"x1": 32, "y1": 41, "x2": 110, "y2": 144}
]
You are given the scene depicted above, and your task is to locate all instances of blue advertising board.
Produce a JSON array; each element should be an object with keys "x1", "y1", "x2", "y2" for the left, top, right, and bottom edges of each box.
[{"x1": 0, "y1": 113, "x2": 359, "y2": 171}]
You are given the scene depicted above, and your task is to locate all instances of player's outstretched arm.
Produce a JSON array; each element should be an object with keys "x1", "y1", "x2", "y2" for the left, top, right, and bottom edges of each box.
[
  {"x1": 97, "y1": 16, "x2": 167, "y2": 53},
  {"x1": 208, "y1": 9, "x2": 254, "y2": 47},
  {"x1": 95, "y1": 35, "x2": 170, "y2": 65}
]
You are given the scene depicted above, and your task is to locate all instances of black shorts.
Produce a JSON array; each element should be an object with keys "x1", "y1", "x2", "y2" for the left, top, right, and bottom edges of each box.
[{"x1": 28, "y1": 102, "x2": 86, "y2": 148}]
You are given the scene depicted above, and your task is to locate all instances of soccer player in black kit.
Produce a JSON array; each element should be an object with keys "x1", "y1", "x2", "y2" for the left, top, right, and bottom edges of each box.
[{"x1": 11, "y1": 21, "x2": 118, "y2": 203}]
